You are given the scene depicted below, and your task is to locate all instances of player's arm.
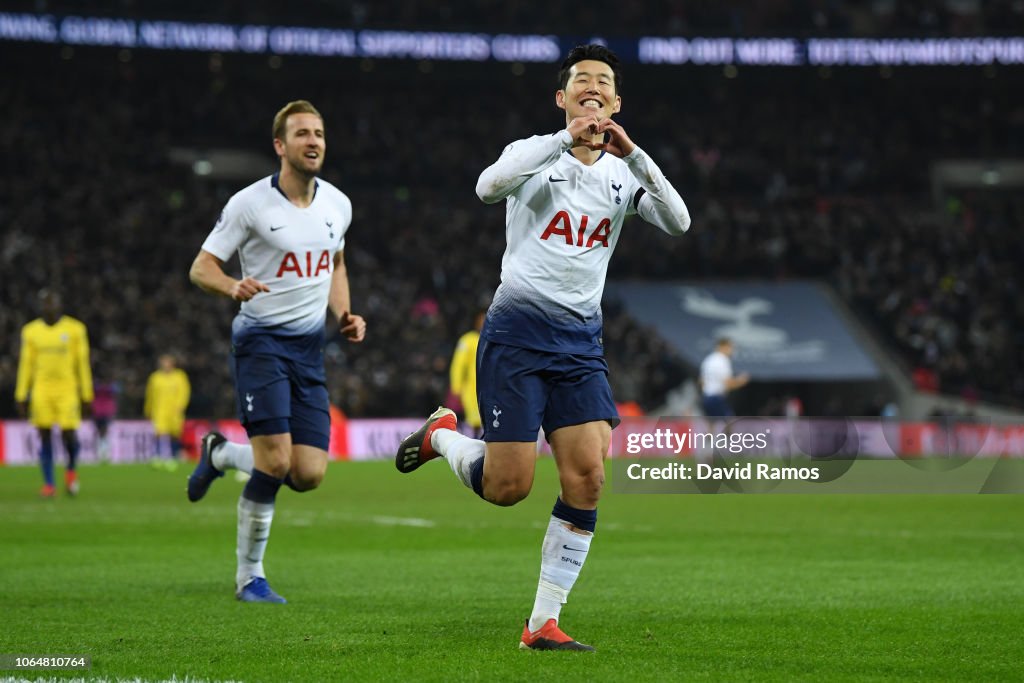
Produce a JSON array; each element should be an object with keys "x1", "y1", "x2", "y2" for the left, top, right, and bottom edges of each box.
[
  {"x1": 591, "y1": 119, "x2": 691, "y2": 236},
  {"x1": 77, "y1": 322, "x2": 94, "y2": 413},
  {"x1": 329, "y1": 250, "x2": 366, "y2": 342},
  {"x1": 14, "y1": 326, "x2": 35, "y2": 417},
  {"x1": 143, "y1": 374, "x2": 154, "y2": 419},
  {"x1": 189, "y1": 250, "x2": 269, "y2": 301},
  {"x1": 475, "y1": 120, "x2": 596, "y2": 203},
  {"x1": 725, "y1": 373, "x2": 750, "y2": 391},
  {"x1": 180, "y1": 372, "x2": 191, "y2": 412}
]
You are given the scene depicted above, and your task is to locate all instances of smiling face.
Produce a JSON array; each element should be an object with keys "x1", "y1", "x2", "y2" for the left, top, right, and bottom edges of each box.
[
  {"x1": 274, "y1": 112, "x2": 325, "y2": 177},
  {"x1": 556, "y1": 59, "x2": 621, "y2": 123}
]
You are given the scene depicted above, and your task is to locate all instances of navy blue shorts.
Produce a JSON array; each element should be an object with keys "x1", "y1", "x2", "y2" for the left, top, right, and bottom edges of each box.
[
  {"x1": 702, "y1": 394, "x2": 734, "y2": 418},
  {"x1": 231, "y1": 326, "x2": 330, "y2": 450},
  {"x1": 476, "y1": 339, "x2": 619, "y2": 443}
]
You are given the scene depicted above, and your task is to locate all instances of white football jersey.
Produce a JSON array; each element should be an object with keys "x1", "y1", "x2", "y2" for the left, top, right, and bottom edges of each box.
[
  {"x1": 700, "y1": 351, "x2": 732, "y2": 396},
  {"x1": 201, "y1": 174, "x2": 351, "y2": 335},
  {"x1": 477, "y1": 130, "x2": 690, "y2": 354}
]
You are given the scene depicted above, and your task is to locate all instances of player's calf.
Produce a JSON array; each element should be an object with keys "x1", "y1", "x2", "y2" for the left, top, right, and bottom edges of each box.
[{"x1": 483, "y1": 474, "x2": 533, "y2": 506}]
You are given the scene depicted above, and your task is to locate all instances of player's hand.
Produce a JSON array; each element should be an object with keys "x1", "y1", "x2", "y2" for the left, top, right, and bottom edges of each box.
[
  {"x1": 339, "y1": 311, "x2": 366, "y2": 342},
  {"x1": 230, "y1": 277, "x2": 270, "y2": 302},
  {"x1": 737, "y1": 372, "x2": 751, "y2": 387},
  {"x1": 591, "y1": 118, "x2": 637, "y2": 158},
  {"x1": 566, "y1": 114, "x2": 601, "y2": 147},
  {"x1": 16, "y1": 401, "x2": 27, "y2": 418},
  {"x1": 81, "y1": 401, "x2": 93, "y2": 419}
]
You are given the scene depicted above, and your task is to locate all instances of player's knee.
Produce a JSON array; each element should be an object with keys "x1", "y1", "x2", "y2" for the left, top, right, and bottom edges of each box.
[
  {"x1": 287, "y1": 464, "x2": 326, "y2": 492},
  {"x1": 485, "y1": 477, "x2": 532, "y2": 507},
  {"x1": 564, "y1": 466, "x2": 605, "y2": 507},
  {"x1": 257, "y1": 447, "x2": 291, "y2": 479}
]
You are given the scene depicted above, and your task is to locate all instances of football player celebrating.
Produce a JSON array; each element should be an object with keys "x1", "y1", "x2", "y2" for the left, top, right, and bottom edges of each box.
[
  {"x1": 187, "y1": 100, "x2": 366, "y2": 603},
  {"x1": 397, "y1": 45, "x2": 690, "y2": 650}
]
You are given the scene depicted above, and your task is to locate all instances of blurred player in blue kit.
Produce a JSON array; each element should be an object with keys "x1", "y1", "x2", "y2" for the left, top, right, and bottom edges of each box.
[
  {"x1": 397, "y1": 45, "x2": 691, "y2": 650},
  {"x1": 187, "y1": 100, "x2": 366, "y2": 603}
]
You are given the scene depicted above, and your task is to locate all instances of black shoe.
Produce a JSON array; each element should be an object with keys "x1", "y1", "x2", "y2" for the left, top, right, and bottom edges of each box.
[{"x1": 187, "y1": 431, "x2": 226, "y2": 502}]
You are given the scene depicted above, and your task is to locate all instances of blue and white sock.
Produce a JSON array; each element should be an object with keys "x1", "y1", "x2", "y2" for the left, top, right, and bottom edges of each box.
[
  {"x1": 236, "y1": 468, "x2": 283, "y2": 591},
  {"x1": 528, "y1": 498, "x2": 597, "y2": 632},
  {"x1": 213, "y1": 441, "x2": 254, "y2": 474},
  {"x1": 431, "y1": 428, "x2": 486, "y2": 492},
  {"x1": 213, "y1": 442, "x2": 306, "y2": 492}
]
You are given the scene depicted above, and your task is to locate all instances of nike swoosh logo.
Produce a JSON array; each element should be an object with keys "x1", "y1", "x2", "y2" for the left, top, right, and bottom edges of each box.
[
  {"x1": 549, "y1": 176, "x2": 568, "y2": 183},
  {"x1": 562, "y1": 544, "x2": 588, "y2": 553},
  {"x1": 270, "y1": 225, "x2": 286, "y2": 231}
]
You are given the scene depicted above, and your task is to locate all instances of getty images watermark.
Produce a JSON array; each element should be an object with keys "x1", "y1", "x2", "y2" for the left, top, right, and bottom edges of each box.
[{"x1": 609, "y1": 417, "x2": 1024, "y2": 494}]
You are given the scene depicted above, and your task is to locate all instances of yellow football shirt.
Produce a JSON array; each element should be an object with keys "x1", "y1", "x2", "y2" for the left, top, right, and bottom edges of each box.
[
  {"x1": 449, "y1": 330, "x2": 481, "y2": 428},
  {"x1": 15, "y1": 316, "x2": 93, "y2": 428},
  {"x1": 15, "y1": 316, "x2": 93, "y2": 402},
  {"x1": 144, "y1": 369, "x2": 191, "y2": 436}
]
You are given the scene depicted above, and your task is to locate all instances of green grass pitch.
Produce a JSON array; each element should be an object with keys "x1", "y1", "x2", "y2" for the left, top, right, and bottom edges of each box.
[{"x1": 1, "y1": 460, "x2": 1022, "y2": 682}]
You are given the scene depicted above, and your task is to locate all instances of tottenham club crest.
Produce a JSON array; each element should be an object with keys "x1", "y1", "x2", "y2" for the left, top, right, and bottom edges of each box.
[{"x1": 611, "y1": 181, "x2": 622, "y2": 205}]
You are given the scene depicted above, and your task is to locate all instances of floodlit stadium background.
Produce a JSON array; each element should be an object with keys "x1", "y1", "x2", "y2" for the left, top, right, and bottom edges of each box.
[{"x1": 0, "y1": 2, "x2": 1022, "y2": 453}]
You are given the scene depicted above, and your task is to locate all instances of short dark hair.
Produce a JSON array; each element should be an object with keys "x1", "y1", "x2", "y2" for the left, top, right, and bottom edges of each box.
[
  {"x1": 558, "y1": 44, "x2": 622, "y2": 94},
  {"x1": 272, "y1": 100, "x2": 323, "y2": 142}
]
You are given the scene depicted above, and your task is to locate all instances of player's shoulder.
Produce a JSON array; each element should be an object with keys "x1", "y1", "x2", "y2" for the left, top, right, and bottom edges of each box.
[
  {"x1": 226, "y1": 176, "x2": 278, "y2": 210},
  {"x1": 315, "y1": 178, "x2": 352, "y2": 209},
  {"x1": 500, "y1": 133, "x2": 553, "y2": 153},
  {"x1": 60, "y1": 316, "x2": 88, "y2": 333},
  {"x1": 22, "y1": 318, "x2": 44, "y2": 334},
  {"x1": 238, "y1": 175, "x2": 277, "y2": 199}
]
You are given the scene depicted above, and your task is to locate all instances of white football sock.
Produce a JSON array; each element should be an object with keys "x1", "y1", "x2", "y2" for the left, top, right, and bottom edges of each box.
[
  {"x1": 213, "y1": 441, "x2": 254, "y2": 474},
  {"x1": 431, "y1": 429, "x2": 485, "y2": 488},
  {"x1": 528, "y1": 517, "x2": 594, "y2": 632},
  {"x1": 236, "y1": 497, "x2": 274, "y2": 591}
]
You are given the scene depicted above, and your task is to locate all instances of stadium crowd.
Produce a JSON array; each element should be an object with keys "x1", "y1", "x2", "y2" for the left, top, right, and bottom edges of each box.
[{"x1": 0, "y1": 42, "x2": 1020, "y2": 418}]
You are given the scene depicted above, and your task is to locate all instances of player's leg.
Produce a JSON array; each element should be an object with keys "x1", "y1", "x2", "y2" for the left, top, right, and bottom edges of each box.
[
  {"x1": 30, "y1": 395, "x2": 56, "y2": 496},
  {"x1": 152, "y1": 426, "x2": 175, "y2": 470},
  {"x1": 397, "y1": 340, "x2": 544, "y2": 506},
  {"x1": 519, "y1": 421, "x2": 608, "y2": 652},
  {"x1": 522, "y1": 356, "x2": 616, "y2": 651},
  {"x1": 95, "y1": 417, "x2": 110, "y2": 462},
  {"x1": 283, "y1": 377, "x2": 331, "y2": 493},
  {"x1": 36, "y1": 427, "x2": 56, "y2": 497},
  {"x1": 57, "y1": 395, "x2": 82, "y2": 495},
  {"x1": 287, "y1": 446, "x2": 327, "y2": 491},
  {"x1": 190, "y1": 423, "x2": 316, "y2": 500},
  {"x1": 61, "y1": 430, "x2": 81, "y2": 495},
  {"x1": 235, "y1": 428, "x2": 291, "y2": 603},
  {"x1": 189, "y1": 345, "x2": 268, "y2": 501}
]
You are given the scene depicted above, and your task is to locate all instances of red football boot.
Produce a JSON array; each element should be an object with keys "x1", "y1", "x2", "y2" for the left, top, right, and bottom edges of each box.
[
  {"x1": 395, "y1": 407, "x2": 457, "y2": 473},
  {"x1": 520, "y1": 620, "x2": 595, "y2": 652}
]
